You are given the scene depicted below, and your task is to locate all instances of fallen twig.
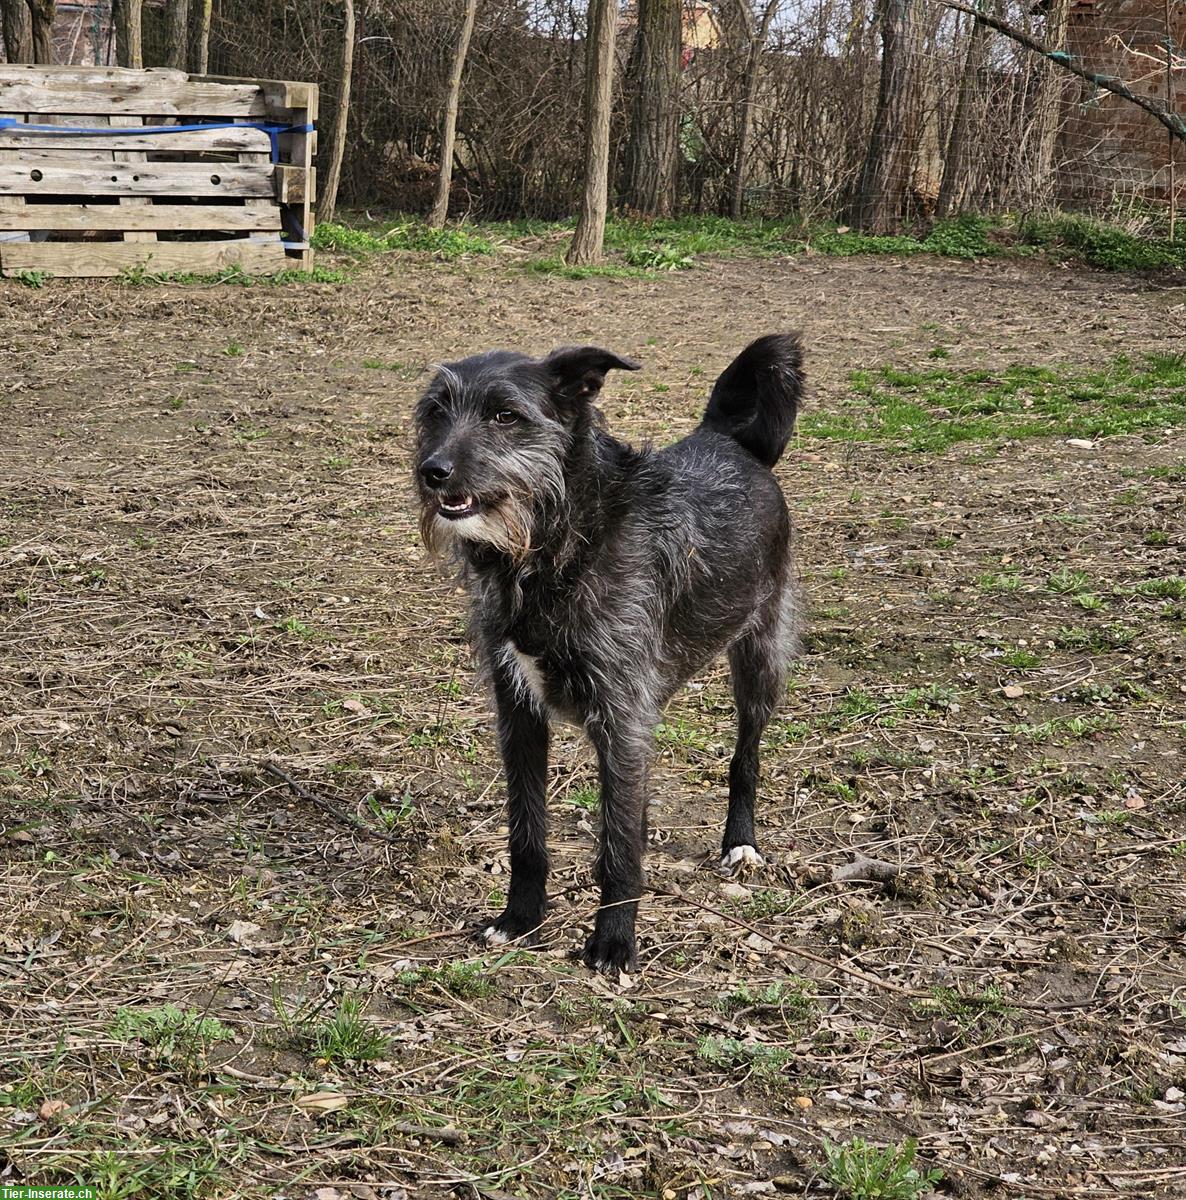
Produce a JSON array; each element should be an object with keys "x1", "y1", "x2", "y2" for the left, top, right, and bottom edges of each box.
[{"x1": 261, "y1": 759, "x2": 405, "y2": 846}]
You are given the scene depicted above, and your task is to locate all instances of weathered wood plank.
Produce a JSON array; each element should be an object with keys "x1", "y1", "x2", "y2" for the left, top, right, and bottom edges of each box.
[
  {"x1": 0, "y1": 65, "x2": 188, "y2": 83},
  {"x1": 0, "y1": 79, "x2": 266, "y2": 117},
  {"x1": 0, "y1": 162, "x2": 275, "y2": 197},
  {"x1": 0, "y1": 238, "x2": 290, "y2": 277},
  {"x1": 276, "y1": 87, "x2": 316, "y2": 267},
  {"x1": 0, "y1": 203, "x2": 282, "y2": 231},
  {"x1": 193, "y1": 74, "x2": 315, "y2": 111},
  {"x1": 111, "y1": 114, "x2": 157, "y2": 246},
  {"x1": 0, "y1": 126, "x2": 273, "y2": 153},
  {"x1": 275, "y1": 164, "x2": 314, "y2": 205}
]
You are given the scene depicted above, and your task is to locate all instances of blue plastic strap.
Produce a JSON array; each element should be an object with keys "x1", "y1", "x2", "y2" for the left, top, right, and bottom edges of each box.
[{"x1": 0, "y1": 117, "x2": 315, "y2": 163}]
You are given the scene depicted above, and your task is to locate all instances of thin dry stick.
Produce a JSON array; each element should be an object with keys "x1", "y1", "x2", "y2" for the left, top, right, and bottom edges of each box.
[
  {"x1": 261, "y1": 759, "x2": 404, "y2": 845},
  {"x1": 651, "y1": 883, "x2": 1097, "y2": 1013}
]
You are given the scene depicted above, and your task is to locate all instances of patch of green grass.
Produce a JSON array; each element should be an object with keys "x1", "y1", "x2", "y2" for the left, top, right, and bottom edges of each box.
[
  {"x1": 522, "y1": 256, "x2": 652, "y2": 280},
  {"x1": 38, "y1": 1146, "x2": 226, "y2": 1200},
  {"x1": 1131, "y1": 575, "x2": 1186, "y2": 599},
  {"x1": 622, "y1": 242, "x2": 694, "y2": 271},
  {"x1": 564, "y1": 784, "x2": 600, "y2": 811},
  {"x1": 1048, "y1": 568, "x2": 1092, "y2": 595},
  {"x1": 977, "y1": 568, "x2": 1022, "y2": 593},
  {"x1": 1002, "y1": 647, "x2": 1042, "y2": 668},
  {"x1": 811, "y1": 230, "x2": 924, "y2": 257},
  {"x1": 306, "y1": 995, "x2": 389, "y2": 1066},
  {"x1": 697, "y1": 1035, "x2": 794, "y2": 1079},
  {"x1": 223, "y1": 340, "x2": 244, "y2": 358},
  {"x1": 728, "y1": 887, "x2": 803, "y2": 920},
  {"x1": 12, "y1": 268, "x2": 49, "y2": 287},
  {"x1": 920, "y1": 213, "x2": 996, "y2": 259},
  {"x1": 364, "y1": 787, "x2": 415, "y2": 828},
  {"x1": 115, "y1": 262, "x2": 347, "y2": 287},
  {"x1": 1055, "y1": 623, "x2": 1137, "y2": 652},
  {"x1": 428, "y1": 1042, "x2": 673, "y2": 1165},
  {"x1": 399, "y1": 960, "x2": 495, "y2": 999},
  {"x1": 109, "y1": 1004, "x2": 234, "y2": 1067},
  {"x1": 716, "y1": 979, "x2": 816, "y2": 1021},
  {"x1": 897, "y1": 684, "x2": 958, "y2": 711},
  {"x1": 1010, "y1": 713, "x2": 1119, "y2": 742},
  {"x1": 801, "y1": 352, "x2": 1186, "y2": 452},
  {"x1": 312, "y1": 220, "x2": 493, "y2": 258},
  {"x1": 824, "y1": 1136, "x2": 943, "y2": 1200},
  {"x1": 276, "y1": 615, "x2": 313, "y2": 639},
  {"x1": 655, "y1": 716, "x2": 711, "y2": 753},
  {"x1": 1019, "y1": 213, "x2": 1186, "y2": 271}
]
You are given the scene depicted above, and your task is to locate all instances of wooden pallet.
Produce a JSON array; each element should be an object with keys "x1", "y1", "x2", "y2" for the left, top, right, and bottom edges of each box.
[{"x1": 0, "y1": 64, "x2": 317, "y2": 279}]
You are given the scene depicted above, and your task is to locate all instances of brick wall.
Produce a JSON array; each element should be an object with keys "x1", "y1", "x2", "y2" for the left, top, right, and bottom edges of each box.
[{"x1": 1058, "y1": 0, "x2": 1185, "y2": 212}]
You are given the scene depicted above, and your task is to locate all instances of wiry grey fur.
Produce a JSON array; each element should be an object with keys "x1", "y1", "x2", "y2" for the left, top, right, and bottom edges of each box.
[{"x1": 413, "y1": 335, "x2": 804, "y2": 974}]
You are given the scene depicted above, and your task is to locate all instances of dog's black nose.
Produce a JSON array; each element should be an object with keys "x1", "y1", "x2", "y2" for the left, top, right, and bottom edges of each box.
[{"x1": 420, "y1": 457, "x2": 453, "y2": 488}]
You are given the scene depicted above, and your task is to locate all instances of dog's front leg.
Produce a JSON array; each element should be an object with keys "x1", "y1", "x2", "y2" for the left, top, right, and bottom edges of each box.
[
  {"x1": 483, "y1": 661, "x2": 550, "y2": 946},
  {"x1": 583, "y1": 713, "x2": 651, "y2": 974}
]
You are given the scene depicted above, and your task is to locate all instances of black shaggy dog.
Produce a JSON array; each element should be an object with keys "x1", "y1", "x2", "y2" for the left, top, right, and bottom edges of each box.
[{"x1": 414, "y1": 334, "x2": 804, "y2": 974}]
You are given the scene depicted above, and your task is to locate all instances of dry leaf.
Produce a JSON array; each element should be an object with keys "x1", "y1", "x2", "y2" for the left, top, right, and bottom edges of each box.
[
  {"x1": 226, "y1": 919, "x2": 263, "y2": 946},
  {"x1": 295, "y1": 1091, "x2": 348, "y2": 1114}
]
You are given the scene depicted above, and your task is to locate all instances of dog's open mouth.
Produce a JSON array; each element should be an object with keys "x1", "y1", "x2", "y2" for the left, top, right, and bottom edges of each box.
[{"x1": 437, "y1": 493, "x2": 481, "y2": 520}]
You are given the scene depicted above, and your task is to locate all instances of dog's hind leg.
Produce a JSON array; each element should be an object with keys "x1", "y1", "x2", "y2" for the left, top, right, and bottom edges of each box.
[
  {"x1": 482, "y1": 655, "x2": 551, "y2": 946},
  {"x1": 582, "y1": 712, "x2": 652, "y2": 975},
  {"x1": 721, "y1": 613, "x2": 786, "y2": 874}
]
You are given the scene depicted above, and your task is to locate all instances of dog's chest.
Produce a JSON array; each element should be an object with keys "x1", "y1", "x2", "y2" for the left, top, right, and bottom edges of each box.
[{"x1": 509, "y1": 643, "x2": 549, "y2": 704}]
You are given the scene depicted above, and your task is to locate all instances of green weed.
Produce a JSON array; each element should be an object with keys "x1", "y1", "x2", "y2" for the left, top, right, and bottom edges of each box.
[
  {"x1": 697, "y1": 1036, "x2": 794, "y2": 1079},
  {"x1": 824, "y1": 1136, "x2": 943, "y2": 1200},
  {"x1": 110, "y1": 1004, "x2": 233, "y2": 1067}
]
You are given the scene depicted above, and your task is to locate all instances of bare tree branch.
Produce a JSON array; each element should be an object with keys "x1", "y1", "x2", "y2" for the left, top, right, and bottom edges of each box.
[{"x1": 935, "y1": 0, "x2": 1186, "y2": 144}]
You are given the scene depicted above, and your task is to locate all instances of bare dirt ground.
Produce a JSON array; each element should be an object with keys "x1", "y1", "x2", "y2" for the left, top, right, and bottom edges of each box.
[{"x1": 1, "y1": 250, "x2": 1184, "y2": 1200}]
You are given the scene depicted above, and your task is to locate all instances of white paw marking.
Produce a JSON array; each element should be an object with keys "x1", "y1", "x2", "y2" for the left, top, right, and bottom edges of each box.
[
  {"x1": 483, "y1": 926, "x2": 510, "y2": 946},
  {"x1": 721, "y1": 845, "x2": 765, "y2": 873}
]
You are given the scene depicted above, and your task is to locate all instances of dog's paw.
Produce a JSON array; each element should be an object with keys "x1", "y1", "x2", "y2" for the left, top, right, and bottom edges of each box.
[
  {"x1": 720, "y1": 844, "x2": 765, "y2": 876},
  {"x1": 477, "y1": 908, "x2": 543, "y2": 948},
  {"x1": 581, "y1": 927, "x2": 638, "y2": 977}
]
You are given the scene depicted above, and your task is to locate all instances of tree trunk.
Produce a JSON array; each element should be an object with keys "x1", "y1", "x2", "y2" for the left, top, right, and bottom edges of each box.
[
  {"x1": 320, "y1": 0, "x2": 355, "y2": 227},
  {"x1": 935, "y1": 16, "x2": 986, "y2": 219},
  {"x1": 115, "y1": 0, "x2": 142, "y2": 68},
  {"x1": 428, "y1": 0, "x2": 478, "y2": 228},
  {"x1": 622, "y1": 0, "x2": 681, "y2": 217},
  {"x1": 729, "y1": 0, "x2": 779, "y2": 220},
  {"x1": 849, "y1": 0, "x2": 916, "y2": 232},
  {"x1": 2, "y1": 0, "x2": 32, "y2": 62},
  {"x1": 25, "y1": 0, "x2": 54, "y2": 63},
  {"x1": 192, "y1": 0, "x2": 212, "y2": 74},
  {"x1": 567, "y1": 0, "x2": 619, "y2": 265},
  {"x1": 1031, "y1": 0, "x2": 1069, "y2": 208},
  {"x1": 163, "y1": 0, "x2": 189, "y2": 70}
]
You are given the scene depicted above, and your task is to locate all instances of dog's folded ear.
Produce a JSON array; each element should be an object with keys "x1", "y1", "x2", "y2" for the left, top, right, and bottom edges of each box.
[{"x1": 542, "y1": 346, "x2": 641, "y2": 403}]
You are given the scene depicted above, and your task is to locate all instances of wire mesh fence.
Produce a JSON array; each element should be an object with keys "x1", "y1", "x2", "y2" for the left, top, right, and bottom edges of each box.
[{"x1": 2, "y1": 0, "x2": 1183, "y2": 233}]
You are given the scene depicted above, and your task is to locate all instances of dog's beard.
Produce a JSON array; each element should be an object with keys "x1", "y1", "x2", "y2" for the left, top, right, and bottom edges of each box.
[{"x1": 420, "y1": 492, "x2": 536, "y2": 562}]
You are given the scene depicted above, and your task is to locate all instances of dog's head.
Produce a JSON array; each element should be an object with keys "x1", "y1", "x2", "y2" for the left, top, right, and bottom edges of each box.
[{"x1": 414, "y1": 346, "x2": 640, "y2": 560}]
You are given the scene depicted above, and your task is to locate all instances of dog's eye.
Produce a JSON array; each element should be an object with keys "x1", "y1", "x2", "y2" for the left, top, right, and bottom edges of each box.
[{"x1": 492, "y1": 409, "x2": 519, "y2": 425}]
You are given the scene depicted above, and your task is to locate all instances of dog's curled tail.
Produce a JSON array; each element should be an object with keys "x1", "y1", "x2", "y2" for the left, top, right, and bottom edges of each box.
[{"x1": 700, "y1": 333, "x2": 804, "y2": 468}]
